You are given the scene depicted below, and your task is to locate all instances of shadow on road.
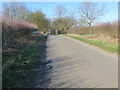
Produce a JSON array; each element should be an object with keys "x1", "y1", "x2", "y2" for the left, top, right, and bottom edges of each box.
[
  {"x1": 33, "y1": 35, "x2": 118, "y2": 88},
  {"x1": 33, "y1": 36, "x2": 75, "y2": 88},
  {"x1": 34, "y1": 36, "x2": 52, "y2": 88}
]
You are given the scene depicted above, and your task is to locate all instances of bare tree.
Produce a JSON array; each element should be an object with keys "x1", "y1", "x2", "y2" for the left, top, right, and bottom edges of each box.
[
  {"x1": 2, "y1": 2, "x2": 30, "y2": 20},
  {"x1": 52, "y1": 5, "x2": 67, "y2": 34},
  {"x1": 54, "y1": 5, "x2": 67, "y2": 18},
  {"x1": 78, "y1": 2, "x2": 106, "y2": 26},
  {"x1": 52, "y1": 5, "x2": 78, "y2": 34}
]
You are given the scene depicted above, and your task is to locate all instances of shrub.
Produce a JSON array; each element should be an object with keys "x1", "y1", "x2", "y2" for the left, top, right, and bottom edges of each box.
[
  {"x1": 67, "y1": 21, "x2": 118, "y2": 38},
  {"x1": 2, "y1": 16, "x2": 38, "y2": 49}
]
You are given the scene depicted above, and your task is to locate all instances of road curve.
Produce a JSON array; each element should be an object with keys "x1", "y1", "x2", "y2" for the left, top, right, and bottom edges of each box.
[{"x1": 35, "y1": 35, "x2": 118, "y2": 88}]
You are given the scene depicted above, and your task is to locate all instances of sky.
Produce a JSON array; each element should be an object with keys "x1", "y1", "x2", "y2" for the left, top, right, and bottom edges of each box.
[
  {"x1": 24, "y1": 2, "x2": 118, "y2": 23},
  {"x1": 1, "y1": 2, "x2": 118, "y2": 23}
]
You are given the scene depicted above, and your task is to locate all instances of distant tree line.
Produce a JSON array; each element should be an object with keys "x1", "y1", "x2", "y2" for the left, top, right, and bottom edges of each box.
[
  {"x1": 50, "y1": 2, "x2": 106, "y2": 34},
  {"x1": 3, "y1": 2, "x2": 117, "y2": 38}
]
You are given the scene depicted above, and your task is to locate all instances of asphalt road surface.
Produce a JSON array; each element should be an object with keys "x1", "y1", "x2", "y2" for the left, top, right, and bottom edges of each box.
[{"x1": 35, "y1": 35, "x2": 118, "y2": 88}]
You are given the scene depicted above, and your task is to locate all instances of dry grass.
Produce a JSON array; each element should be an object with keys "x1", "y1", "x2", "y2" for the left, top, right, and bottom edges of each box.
[{"x1": 67, "y1": 21, "x2": 118, "y2": 43}]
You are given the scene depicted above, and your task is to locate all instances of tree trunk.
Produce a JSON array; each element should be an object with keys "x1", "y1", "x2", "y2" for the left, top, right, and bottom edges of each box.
[{"x1": 56, "y1": 29, "x2": 58, "y2": 35}]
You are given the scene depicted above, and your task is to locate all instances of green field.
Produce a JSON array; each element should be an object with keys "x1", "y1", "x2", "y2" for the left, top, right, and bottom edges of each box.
[{"x1": 63, "y1": 34, "x2": 119, "y2": 54}]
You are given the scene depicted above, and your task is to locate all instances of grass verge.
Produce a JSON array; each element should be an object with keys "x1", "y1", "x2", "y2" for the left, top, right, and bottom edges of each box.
[
  {"x1": 3, "y1": 35, "x2": 47, "y2": 88},
  {"x1": 63, "y1": 34, "x2": 119, "y2": 54}
]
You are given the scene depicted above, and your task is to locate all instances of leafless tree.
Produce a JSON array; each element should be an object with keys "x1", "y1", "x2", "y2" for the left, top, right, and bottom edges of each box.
[
  {"x1": 2, "y1": 2, "x2": 30, "y2": 20},
  {"x1": 78, "y1": 2, "x2": 106, "y2": 26},
  {"x1": 52, "y1": 5, "x2": 78, "y2": 34},
  {"x1": 54, "y1": 5, "x2": 67, "y2": 18}
]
